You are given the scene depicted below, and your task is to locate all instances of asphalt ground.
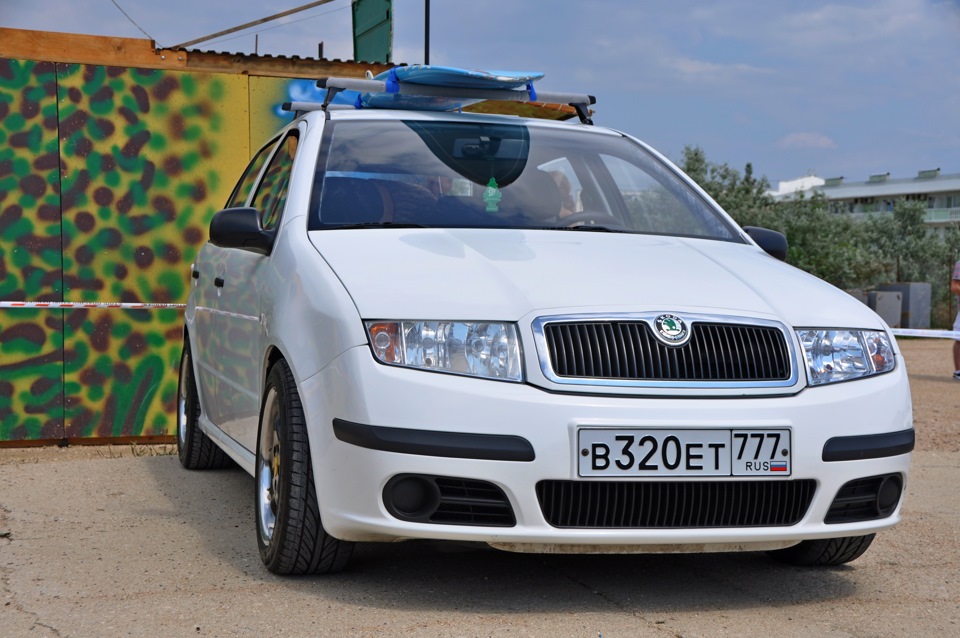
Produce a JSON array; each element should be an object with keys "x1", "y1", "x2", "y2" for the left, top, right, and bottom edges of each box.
[{"x1": 1, "y1": 339, "x2": 958, "y2": 637}]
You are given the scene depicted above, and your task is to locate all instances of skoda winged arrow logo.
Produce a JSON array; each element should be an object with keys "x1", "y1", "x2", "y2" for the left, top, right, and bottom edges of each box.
[{"x1": 654, "y1": 314, "x2": 690, "y2": 345}]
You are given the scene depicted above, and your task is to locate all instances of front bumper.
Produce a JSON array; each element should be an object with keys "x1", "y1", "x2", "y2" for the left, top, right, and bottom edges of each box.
[{"x1": 301, "y1": 345, "x2": 913, "y2": 549}]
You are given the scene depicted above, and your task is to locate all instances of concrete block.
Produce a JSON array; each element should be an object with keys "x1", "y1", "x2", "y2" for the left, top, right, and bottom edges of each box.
[
  {"x1": 878, "y1": 282, "x2": 931, "y2": 329},
  {"x1": 868, "y1": 291, "x2": 902, "y2": 328}
]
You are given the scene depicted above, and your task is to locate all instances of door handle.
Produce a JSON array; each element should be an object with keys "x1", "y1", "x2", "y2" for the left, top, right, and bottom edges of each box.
[
  {"x1": 191, "y1": 269, "x2": 200, "y2": 280},
  {"x1": 214, "y1": 276, "x2": 225, "y2": 288}
]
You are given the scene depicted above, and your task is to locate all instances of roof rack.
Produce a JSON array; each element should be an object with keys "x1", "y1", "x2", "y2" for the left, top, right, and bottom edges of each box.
[{"x1": 310, "y1": 76, "x2": 597, "y2": 124}]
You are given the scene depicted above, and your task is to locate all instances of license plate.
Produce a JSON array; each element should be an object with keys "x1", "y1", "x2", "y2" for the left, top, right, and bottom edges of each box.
[{"x1": 577, "y1": 429, "x2": 792, "y2": 477}]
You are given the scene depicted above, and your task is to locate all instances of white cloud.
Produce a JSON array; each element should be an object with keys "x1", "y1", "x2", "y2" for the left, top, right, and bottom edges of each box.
[
  {"x1": 778, "y1": 132, "x2": 838, "y2": 149},
  {"x1": 775, "y1": 0, "x2": 925, "y2": 48},
  {"x1": 664, "y1": 56, "x2": 775, "y2": 80}
]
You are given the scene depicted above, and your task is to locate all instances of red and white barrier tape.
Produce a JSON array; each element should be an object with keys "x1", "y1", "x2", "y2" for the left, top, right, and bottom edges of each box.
[
  {"x1": 0, "y1": 301, "x2": 185, "y2": 309},
  {"x1": 890, "y1": 328, "x2": 960, "y2": 340}
]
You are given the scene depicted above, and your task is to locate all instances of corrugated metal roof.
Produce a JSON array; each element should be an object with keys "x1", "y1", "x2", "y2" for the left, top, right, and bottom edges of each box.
[
  {"x1": 0, "y1": 27, "x2": 393, "y2": 79},
  {"x1": 178, "y1": 45, "x2": 387, "y2": 67}
]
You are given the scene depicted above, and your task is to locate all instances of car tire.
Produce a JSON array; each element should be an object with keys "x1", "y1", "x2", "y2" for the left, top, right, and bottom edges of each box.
[
  {"x1": 177, "y1": 340, "x2": 232, "y2": 470},
  {"x1": 255, "y1": 359, "x2": 353, "y2": 575},
  {"x1": 767, "y1": 534, "x2": 876, "y2": 566}
]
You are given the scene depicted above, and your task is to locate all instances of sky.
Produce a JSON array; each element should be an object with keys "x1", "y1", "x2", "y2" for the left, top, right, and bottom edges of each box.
[{"x1": 3, "y1": 0, "x2": 959, "y2": 187}]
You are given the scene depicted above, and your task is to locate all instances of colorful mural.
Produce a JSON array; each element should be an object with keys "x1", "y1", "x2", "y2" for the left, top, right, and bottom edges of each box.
[
  {"x1": 249, "y1": 76, "x2": 324, "y2": 148},
  {"x1": 0, "y1": 58, "x2": 64, "y2": 442},
  {"x1": 55, "y1": 64, "x2": 248, "y2": 440},
  {"x1": 0, "y1": 308, "x2": 63, "y2": 441},
  {"x1": 56, "y1": 63, "x2": 249, "y2": 303},
  {"x1": 0, "y1": 55, "x2": 264, "y2": 442},
  {"x1": 63, "y1": 307, "x2": 184, "y2": 438}
]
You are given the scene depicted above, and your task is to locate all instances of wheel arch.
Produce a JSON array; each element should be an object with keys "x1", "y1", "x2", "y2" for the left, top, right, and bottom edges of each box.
[
  {"x1": 257, "y1": 344, "x2": 341, "y2": 525},
  {"x1": 259, "y1": 344, "x2": 289, "y2": 428},
  {"x1": 264, "y1": 344, "x2": 286, "y2": 381}
]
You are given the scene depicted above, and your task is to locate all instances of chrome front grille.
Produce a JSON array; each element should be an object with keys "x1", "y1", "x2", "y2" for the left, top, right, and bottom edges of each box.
[{"x1": 535, "y1": 314, "x2": 794, "y2": 387}]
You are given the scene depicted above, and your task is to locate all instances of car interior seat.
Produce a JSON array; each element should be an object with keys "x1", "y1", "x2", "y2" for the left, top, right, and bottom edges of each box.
[
  {"x1": 319, "y1": 177, "x2": 387, "y2": 225},
  {"x1": 499, "y1": 169, "x2": 563, "y2": 222}
]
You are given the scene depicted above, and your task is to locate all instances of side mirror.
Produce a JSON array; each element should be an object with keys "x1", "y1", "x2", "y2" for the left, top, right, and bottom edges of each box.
[
  {"x1": 742, "y1": 226, "x2": 788, "y2": 262},
  {"x1": 209, "y1": 207, "x2": 274, "y2": 255}
]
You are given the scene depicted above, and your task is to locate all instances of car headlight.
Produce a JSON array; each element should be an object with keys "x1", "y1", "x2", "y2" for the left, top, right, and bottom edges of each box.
[
  {"x1": 797, "y1": 329, "x2": 896, "y2": 386},
  {"x1": 365, "y1": 321, "x2": 523, "y2": 382}
]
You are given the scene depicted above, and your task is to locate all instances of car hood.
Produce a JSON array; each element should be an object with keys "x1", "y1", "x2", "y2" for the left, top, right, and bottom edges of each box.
[{"x1": 307, "y1": 228, "x2": 883, "y2": 328}]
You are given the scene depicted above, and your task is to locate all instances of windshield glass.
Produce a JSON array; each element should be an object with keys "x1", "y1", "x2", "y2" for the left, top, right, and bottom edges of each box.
[{"x1": 309, "y1": 119, "x2": 739, "y2": 241}]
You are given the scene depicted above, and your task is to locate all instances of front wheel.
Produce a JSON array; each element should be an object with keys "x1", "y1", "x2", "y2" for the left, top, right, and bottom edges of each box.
[
  {"x1": 255, "y1": 359, "x2": 353, "y2": 575},
  {"x1": 767, "y1": 534, "x2": 876, "y2": 566}
]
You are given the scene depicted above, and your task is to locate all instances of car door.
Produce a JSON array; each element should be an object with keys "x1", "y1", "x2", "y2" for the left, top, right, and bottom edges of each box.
[
  {"x1": 190, "y1": 242, "x2": 226, "y2": 426},
  {"x1": 217, "y1": 132, "x2": 300, "y2": 451},
  {"x1": 192, "y1": 137, "x2": 277, "y2": 432}
]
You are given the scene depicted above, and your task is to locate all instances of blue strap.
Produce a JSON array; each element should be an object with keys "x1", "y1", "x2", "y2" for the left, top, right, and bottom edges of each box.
[
  {"x1": 526, "y1": 82, "x2": 537, "y2": 102},
  {"x1": 354, "y1": 93, "x2": 364, "y2": 109},
  {"x1": 386, "y1": 68, "x2": 400, "y2": 93}
]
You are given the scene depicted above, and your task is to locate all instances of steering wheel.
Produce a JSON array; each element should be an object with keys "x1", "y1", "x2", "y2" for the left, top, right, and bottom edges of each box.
[{"x1": 561, "y1": 210, "x2": 627, "y2": 230}]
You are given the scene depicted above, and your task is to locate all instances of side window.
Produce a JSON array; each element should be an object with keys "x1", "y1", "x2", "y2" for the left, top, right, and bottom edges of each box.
[
  {"x1": 226, "y1": 139, "x2": 277, "y2": 209},
  {"x1": 252, "y1": 134, "x2": 299, "y2": 231}
]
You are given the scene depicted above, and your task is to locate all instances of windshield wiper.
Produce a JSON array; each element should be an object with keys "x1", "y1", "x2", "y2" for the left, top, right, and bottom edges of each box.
[
  {"x1": 550, "y1": 224, "x2": 626, "y2": 233},
  {"x1": 322, "y1": 222, "x2": 429, "y2": 230}
]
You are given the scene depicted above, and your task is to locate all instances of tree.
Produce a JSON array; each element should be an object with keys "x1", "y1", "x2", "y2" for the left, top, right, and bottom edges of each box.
[
  {"x1": 867, "y1": 203, "x2": 960, "y2": 327},
  {"x1": 775, "y1": 193, "x2": 884, "y2": 290},
  {"x1": 679, "y1": 145, "x2": 774, "y2": 225}
]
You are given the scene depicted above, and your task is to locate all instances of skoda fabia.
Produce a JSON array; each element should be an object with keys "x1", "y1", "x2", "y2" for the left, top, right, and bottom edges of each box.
[{"x1": 178, "y1": 73, "x2": 913, "y2": 574}]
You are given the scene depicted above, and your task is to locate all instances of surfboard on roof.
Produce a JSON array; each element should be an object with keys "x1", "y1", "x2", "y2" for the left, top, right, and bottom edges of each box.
[
  {"x1": 387, "y1": 65, "x2": 544, "y2": 89},
  {"x1": 325, "y1": 65, "x2": 546, "y2": 112}
]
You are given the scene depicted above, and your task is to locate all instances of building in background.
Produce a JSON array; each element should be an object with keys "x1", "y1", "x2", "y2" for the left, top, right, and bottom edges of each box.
[
  {"x1": 767, "y1": 174, "x2": 826, "y2": 198},
  {"x1": 770, "y1": 169, "x2": 960, "y2": 228}
]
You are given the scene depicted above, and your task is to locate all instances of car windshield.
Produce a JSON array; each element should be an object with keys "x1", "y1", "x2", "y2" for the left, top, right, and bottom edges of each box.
[{"x1": 309, "y1": 119, "x2": 739, "y2": 241}]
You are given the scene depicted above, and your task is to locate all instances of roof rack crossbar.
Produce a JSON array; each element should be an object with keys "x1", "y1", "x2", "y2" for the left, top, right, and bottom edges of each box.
[
  {"x1": 281, "y1": 101, "x2": 327, "y2": 115},
  {"x1": 317, "y1": 77, "x2": 597, "y2": 124}
]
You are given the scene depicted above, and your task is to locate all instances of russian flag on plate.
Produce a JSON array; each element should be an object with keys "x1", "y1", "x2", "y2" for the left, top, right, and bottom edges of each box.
[{"x1": 771, "y1": 461, "x2": 788, "y2": 472}]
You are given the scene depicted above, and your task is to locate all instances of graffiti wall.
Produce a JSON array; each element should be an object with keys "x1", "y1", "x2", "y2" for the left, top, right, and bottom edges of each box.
[
  {"x1": 0, "y1": 56, "x2": 308, "y2": 442},
  {"x1": 1, "y1": 59, "x2": 64, "y2": 441}
]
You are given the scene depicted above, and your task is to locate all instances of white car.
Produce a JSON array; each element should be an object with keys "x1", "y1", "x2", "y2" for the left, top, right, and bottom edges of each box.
[{"x1": 178, "y1": 75, "x2": 913, "y2": 575}]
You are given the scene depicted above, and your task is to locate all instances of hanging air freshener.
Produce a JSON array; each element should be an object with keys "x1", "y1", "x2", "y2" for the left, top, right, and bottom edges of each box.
[{"x1": 483, "y1": 177, "x2": 502, "y2": 212}]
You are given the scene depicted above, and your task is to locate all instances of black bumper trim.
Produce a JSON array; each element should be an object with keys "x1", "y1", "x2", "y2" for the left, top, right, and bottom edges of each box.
[
  {"x1": 332, "y1": 419, "x2": 535, "y2": 462},
  {"x1": 822, "y1": 428, "x2": 915, "y2": 462}
]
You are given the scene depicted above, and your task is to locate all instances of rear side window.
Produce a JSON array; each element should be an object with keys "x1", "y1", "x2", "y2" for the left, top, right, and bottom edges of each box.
[
  {"x1": 226, "y1": 138, "x2": 277, "y2": 209},
  {"x1": 252, "y1": 134, "x2": 299, "y2": 230}
]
